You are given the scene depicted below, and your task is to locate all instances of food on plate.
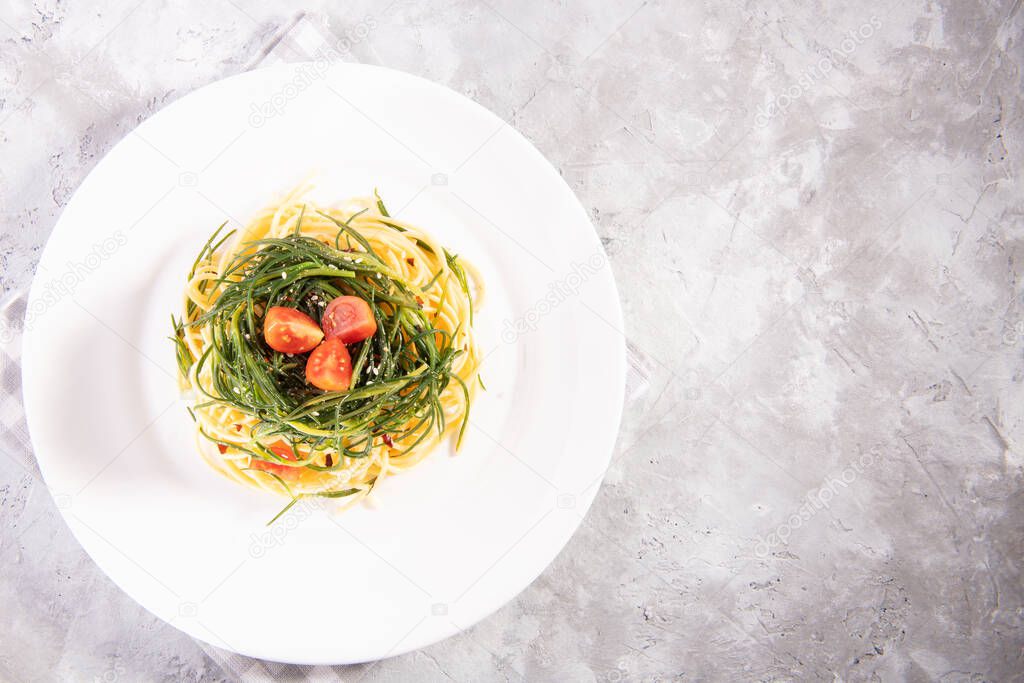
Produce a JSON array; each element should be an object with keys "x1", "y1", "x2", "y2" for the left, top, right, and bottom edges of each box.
[{"x1": 171, "y1": 185, "x2": 483, "y2": 521}]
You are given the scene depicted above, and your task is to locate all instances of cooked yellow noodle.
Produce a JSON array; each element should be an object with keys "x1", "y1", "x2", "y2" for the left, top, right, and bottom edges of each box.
[{"x1": 179, "y1": 185, "x2": 483, "y2": 508}]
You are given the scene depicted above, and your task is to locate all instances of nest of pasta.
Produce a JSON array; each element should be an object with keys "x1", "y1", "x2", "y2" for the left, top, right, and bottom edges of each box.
[{"x1": 171, "y1": 187, "x2": 482, "y2": 521}]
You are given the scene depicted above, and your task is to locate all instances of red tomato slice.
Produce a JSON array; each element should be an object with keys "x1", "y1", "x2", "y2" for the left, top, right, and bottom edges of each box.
[
  {"x1": 263, "y1": 306, "x2": 323, "y2": 354},
  {"x1": 249, "y1": 440, "x2": 301, "y2": 480},
  {"x1": 321, "y1": 296, "x2": 377, "y2": 344},
  {"x1": 305, "y1": 338, "x2": 353, "y2": 391}
]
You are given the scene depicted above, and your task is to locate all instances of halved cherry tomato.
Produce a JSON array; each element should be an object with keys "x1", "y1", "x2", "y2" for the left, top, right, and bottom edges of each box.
[
  {"x1": 321, "y1": 296, "x2": 377, "y2": 344},
  {"x1": 249, "y1": 440, "x2": 301, "y2": 480},
  {"x1": 305, "y1": 338, "x2": 353, "y2": 391},
  {"x1": 263, "y1": 306, "x2": 323, "y2": 354}
]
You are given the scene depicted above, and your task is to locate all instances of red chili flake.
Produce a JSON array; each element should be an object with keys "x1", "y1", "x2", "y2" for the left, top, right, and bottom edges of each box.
[
  {"x1": 415, "y1": 296, "x2": 424, "y2": 307},
  {"x1": 217, "y1": 444, "x2": 228, "y2": 454},
  {"x1": 234, "y1": 424, "x2": 243, "y2": 432},
  {"x1": 406, "y1": 257, "x2": 416, "y2": 266},
  {"x1": 325, "y1": 454, "x2": 334, "y2": 467},
  {"x1": 382, "y1": 434, "x2": 395, "y2": 448}
]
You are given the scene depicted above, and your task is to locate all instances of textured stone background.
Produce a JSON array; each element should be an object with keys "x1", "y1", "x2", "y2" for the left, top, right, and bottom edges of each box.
[{"x1": 2, "y1": 0, "x2": 1023, "y2": 681}]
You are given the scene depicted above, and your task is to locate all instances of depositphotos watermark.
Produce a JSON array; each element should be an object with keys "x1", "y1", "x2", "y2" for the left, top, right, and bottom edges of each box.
[
  {"x1": 95, "y1": 661, "x2": 126, "y2": 683},
  {"x1": 606, "y1": 658, "x2": 631, "y2": 682},
  {"x1": 753, "y1": 449, "x2": 877, "y2": 558},
  {"x1": 754, "y1": 16, "x2": 881, "y2": 127},
  {"x1": 248, "y1": 495, "x2": 327, "y2": 558},
  {"x1": 500, "y1": 252, "x2": 607, "y2": 344},
  {"x1": 248, "y1": 17, "x2": 378, "y2": 128},
  {"x1": 1002, "y1": 320, "x2": 1024, "y2": 345},
  {"x1": 0, "y1": 231, "x2": 128, "y2": 345}
]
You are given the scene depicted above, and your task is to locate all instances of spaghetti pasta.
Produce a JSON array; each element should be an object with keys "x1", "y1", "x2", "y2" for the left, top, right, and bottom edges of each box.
[{"x1": 171, "y1": 185, "x2": 483, "y2": 519}]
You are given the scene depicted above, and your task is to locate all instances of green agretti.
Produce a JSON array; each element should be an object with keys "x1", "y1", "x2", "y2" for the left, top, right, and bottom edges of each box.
[{"x1": 170, "y1": 203, "x2": 473, "y2": 520}]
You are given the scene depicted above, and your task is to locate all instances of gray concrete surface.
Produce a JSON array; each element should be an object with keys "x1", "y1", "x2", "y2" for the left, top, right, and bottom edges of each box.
[{"x1": 1, "y1": 0, "x2": 1023, "y2": 680}]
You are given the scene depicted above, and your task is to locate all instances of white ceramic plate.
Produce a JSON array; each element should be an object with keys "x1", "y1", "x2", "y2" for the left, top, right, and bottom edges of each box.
[{"x1": 22, "y1": 63, "x2": 625, "y2": 665}]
